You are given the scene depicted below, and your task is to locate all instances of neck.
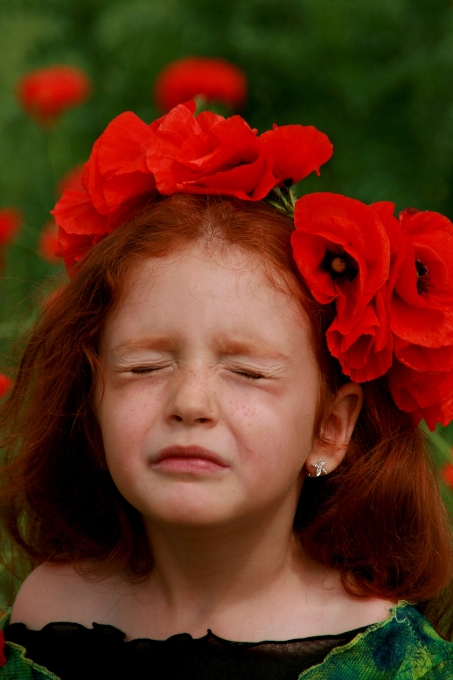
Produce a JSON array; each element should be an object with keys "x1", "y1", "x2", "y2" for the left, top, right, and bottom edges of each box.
[{"x1": 140, "y1": 506, "x2": 312, "y2": 638}]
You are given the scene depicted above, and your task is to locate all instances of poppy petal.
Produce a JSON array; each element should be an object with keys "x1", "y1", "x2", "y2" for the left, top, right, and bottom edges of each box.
[{"x1": 261, "y1": 124, "x2": 333, "y2": 185}]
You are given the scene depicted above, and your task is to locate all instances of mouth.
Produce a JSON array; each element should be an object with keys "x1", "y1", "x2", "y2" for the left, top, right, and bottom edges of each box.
[{"x1": 151, "y1": 445, "x2": 229, "y2": 473}]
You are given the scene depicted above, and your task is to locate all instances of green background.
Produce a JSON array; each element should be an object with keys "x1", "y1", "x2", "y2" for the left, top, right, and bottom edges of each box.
[{"x1": 1, "y1": 0, "x2": 453, "y2": 604}]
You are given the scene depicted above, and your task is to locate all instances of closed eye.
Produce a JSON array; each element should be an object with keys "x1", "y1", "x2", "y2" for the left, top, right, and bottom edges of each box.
[
  {"x1": 232, "y1": 370, "x2": 264, "y2": 380},
  {"x1": 129, "y1": 366, "x2": 166, "y2": 374}
]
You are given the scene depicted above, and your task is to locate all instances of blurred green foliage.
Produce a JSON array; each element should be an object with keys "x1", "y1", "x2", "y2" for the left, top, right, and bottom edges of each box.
[{"x1": 1, "y1": 0, "x2": 453, "y2": 606}]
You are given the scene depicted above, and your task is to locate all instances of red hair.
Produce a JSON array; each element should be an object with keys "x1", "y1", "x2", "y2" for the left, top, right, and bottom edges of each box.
[{"x1": 0, "y1": 195, "x2": 452, "y2": 635}]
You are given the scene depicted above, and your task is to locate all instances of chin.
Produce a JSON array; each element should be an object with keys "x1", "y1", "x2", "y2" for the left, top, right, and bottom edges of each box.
[
  {"x1": 140, "y1": 494, "x2": 241, "y2": 532},
  {"x1": 145, "y1": 508, "x2": 238, "y2": 533}
]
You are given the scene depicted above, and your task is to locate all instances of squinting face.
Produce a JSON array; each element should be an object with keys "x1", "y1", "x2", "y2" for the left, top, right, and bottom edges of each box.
[{"x1": 96, "y1": 242, "x2": 320, "y2": 533}]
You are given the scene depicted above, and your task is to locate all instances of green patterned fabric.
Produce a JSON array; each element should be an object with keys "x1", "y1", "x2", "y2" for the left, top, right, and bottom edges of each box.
[
  {"x1": 0, "y1": 602, "x2": 452, "y2": 679},
  {"x1": 0, "y1": 610, "x2": 59, "y2": 680}
]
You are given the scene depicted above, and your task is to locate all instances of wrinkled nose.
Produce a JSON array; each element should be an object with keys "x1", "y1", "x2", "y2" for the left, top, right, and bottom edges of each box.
[{"x1": 164, "y1": 367, "x2": 218, "y2": 426}]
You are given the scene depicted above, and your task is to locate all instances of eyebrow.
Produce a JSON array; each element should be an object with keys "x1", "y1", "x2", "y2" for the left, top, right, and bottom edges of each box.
[
  {"x1": 213, "y1": 336, "x2": 290, "y2": 361},
  {"x1": 112, "y1": 337, "x2": 177, "y2": 354},
  {"x1": 111, "y1": 336, "x2": 289, "y2": 361}
]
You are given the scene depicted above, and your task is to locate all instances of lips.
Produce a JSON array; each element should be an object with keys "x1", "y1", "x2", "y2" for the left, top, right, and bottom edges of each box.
[{"x1": 153, "y1": 445, "x2": 229, "y2": 469}]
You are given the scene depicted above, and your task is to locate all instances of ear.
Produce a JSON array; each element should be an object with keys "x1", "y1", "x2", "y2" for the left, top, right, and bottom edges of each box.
[{"x1": 305, "y1": 382, "x2": 363, "y2": 477}]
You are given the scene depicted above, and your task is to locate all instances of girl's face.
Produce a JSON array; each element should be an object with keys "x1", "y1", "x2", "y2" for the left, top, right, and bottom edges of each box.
[{"x1": 97, "y1": 242, "x2": 320, "y2": 532}]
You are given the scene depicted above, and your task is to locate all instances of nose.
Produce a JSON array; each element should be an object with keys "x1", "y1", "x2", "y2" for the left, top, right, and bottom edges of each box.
[{"x1": 164, "y1": 365, "x2": 218, "y2": 427}]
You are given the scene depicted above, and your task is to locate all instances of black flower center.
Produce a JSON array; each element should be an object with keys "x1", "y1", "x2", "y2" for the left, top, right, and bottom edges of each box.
[
  {"x1": 321, "y1": 248, "x2": 358, "y2": 282},
  {"x1": 415, "y1": 259, "x2": 431, "y2": 294}
]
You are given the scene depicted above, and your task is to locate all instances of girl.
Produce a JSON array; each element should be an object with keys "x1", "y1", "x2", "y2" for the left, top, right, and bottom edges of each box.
[{"x1": 0, "y1": 103, "x2": 452, "y2": 679}]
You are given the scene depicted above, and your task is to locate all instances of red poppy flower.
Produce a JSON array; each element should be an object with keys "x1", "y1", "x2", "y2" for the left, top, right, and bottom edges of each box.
[
  {"x1": 57, "y1": 164, "x2": 84, "y2": 195},
  {"x1": 390, "y1": 209, "x2": 453, "y2": 371},
  {"x1": 83, "y1": 112, "x2": 157, "y2": 214},
  {"x1": 261, "y1": 124, "x2": 333, "y2": 187},
  {"x1": 372, "y1": 201, "x2": 407, "y2": 292},
  {"x1": 387, "y1": 359, "x2": 453, "y2": 430},
  {"x1": 154, "y1": 57, "x2": 247, "y2": 112},
  {"x1": 326, "y1": 288, "x2": 393, "y2": 382},
  {"x1": 393, "y1": 209, "x2": 453, "y2": 342},
  {"x1": 17, "y1": 66, "x2": 91, "y2": 125},
  {"x1": 147, "y1": 103, "x2": 276, "y2": 200},
  {"x1": 38, "y1": 220, "x2": 61, "y2": 264},
  {"x1": 56, "y1": 224, "x2": 104, "y2": 271},
  {"x1": 52, "y1": 111, "x2": 157, "y2": 270},
  {"x1": 52, "y1": 103, "x2": 332, "y2": 271},
  {"x1": 442, "y1": 462, "x2": 453, "y2": 487},
  {"x1": 0, "y1": 208, "x2": 22, "y2": 247},
  {"x1": 291, "y1": 196, "x2": 399, "y2": 381},
  {"x1": 292, "y1": 193, "x2": 390, "y2": 332},
  {"x1": 0, "y1": 374, "x2": 12, "y2": 399}
]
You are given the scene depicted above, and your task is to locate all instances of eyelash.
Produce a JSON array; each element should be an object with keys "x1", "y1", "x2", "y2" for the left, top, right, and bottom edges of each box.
[
  {"x1": 129, "y1": 367, "x2": 264, "y2": 380},
  {"x1": 233, "y1": 370, "x2": 264, "y2": 380}
]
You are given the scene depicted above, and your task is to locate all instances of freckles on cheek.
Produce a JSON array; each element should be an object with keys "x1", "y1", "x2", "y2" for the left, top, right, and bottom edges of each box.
[
  {"x1": 229, "y1": 395, "x2": 261, "y2": 429},
  {"x1": 228, "y1": 392, "x2": 311, "y2": 481},
  {"x1": 235, "y1": 399, "x2": 259, "y2": 421},
  {"x1": 229, "y1": 396, "x2": 284, "y2": 460}
]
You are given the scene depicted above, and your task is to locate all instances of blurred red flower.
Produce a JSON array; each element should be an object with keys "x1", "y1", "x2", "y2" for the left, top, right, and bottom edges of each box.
[
  {"x1": 154, "y1": 57, "x2": 247, "y2": 112},
  {"x1": 0, "y1": 207, "x2": 22, "y2": 246},
  {"x1": 442, "y1": 462, "x2": 453, "y2": 487},
  {"x1": 17, "y1": 66, "x2": 91, "y2": 124},
  {"x1": 57, "y1": 164, "x2": 85, "y2": 195},
  {"x1": 0, "y1": 374, "x2": 12, "y2": 399},
  {"x1": 38, "y1": 220, "x2": 61, "y2": 264}
]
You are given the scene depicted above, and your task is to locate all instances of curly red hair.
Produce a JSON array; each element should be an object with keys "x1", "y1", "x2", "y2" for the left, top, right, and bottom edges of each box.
[{"x1": 1, "y1": 195, "x2": 452, "y2": 635}]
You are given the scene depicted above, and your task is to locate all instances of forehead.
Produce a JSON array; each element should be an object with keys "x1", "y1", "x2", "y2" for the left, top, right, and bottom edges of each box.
[{"x1": 103, "y1": 242, "x2": 312, "y2": 352}]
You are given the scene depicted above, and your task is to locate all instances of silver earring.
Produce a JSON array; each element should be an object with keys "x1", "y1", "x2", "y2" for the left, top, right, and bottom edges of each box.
[{"x1": 307, "y1": 459, "x2": 327, "y2": 477}]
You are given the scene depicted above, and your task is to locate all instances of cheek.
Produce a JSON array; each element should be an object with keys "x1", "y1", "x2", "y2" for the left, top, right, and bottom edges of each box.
[
  {"x1": 97, "y1": 396, "x2": 154, "y2": 510},
  {"x1": 96, "y1": 384, "x2": 159, "y2": 471},
  {"x1": 227, "y1": 389, "x2": 315, "y2": 479}
]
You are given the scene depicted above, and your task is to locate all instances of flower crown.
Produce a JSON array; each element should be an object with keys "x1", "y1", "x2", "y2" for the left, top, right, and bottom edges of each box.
[{"x1": 52, "y1": 101, "x2": 453, "y2": 431}]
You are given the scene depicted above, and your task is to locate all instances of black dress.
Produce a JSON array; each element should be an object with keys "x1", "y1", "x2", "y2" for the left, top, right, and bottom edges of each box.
[{"x1": 4, "y1": 620, "x2": 368, "y2": 680}]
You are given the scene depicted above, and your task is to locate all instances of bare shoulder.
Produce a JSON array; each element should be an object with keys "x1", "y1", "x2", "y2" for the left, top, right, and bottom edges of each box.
[{"x1": 10, "y1": 562, "x2": 124, "y2": 630}]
